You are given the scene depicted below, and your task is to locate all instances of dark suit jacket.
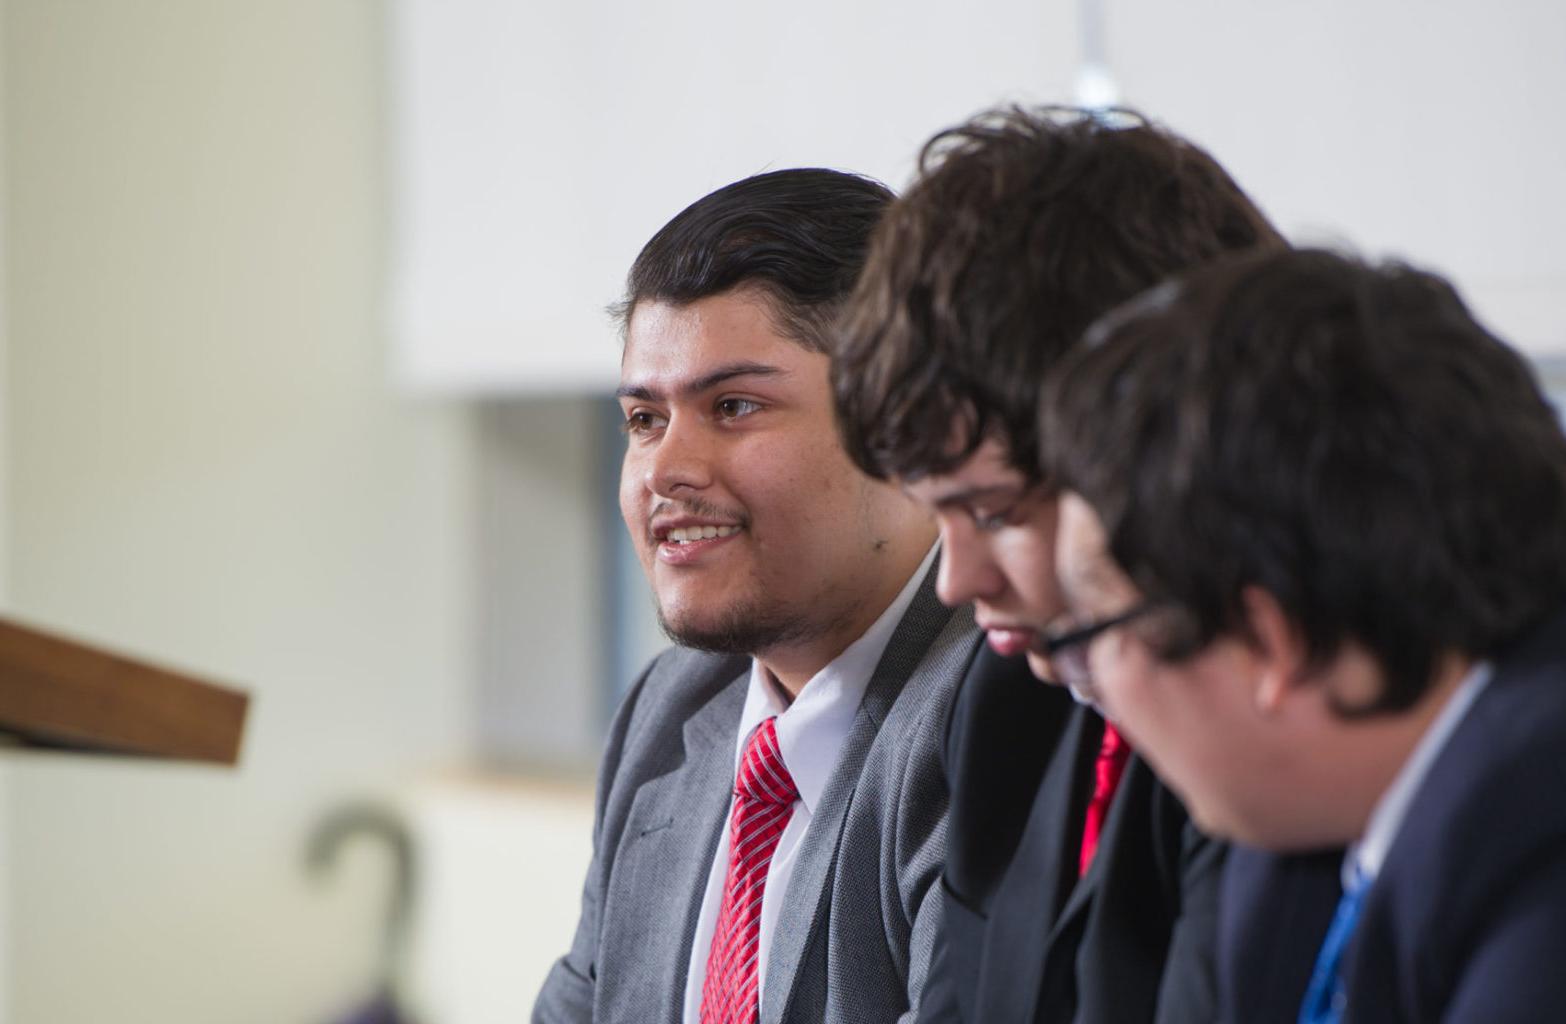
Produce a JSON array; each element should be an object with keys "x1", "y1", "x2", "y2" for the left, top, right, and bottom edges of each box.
[
  {"x1": 1220, "y1": 604, "x2": 1566, "y2": 1023},
  {"x1": 534, "y1": 566, "x2": 980, "y2": 1024},
  {"x1": 918, "y1": 647, "x2": 1226, "y2": 1023},
  {"x1": 1218, "y1": 846, "x2": 1342, "y2": 1024}
]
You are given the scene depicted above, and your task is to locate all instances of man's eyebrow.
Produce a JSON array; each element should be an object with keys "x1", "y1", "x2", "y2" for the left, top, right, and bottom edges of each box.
[
  {"x1": 919, "y1": 483, "x2": 1025, "y2": 510},
  {"x1": 615, "y1": 361, "x2": 788, "y2": 402}
]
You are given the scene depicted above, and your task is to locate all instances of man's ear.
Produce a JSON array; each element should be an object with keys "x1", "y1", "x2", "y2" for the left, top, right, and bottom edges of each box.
[{"x1": 1240, "y1": 585, "x2": 1308, "y2": 714}]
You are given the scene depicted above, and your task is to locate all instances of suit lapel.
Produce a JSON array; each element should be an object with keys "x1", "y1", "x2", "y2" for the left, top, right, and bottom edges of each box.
[
  {"x1": 975, "y1": 704, "x2": 1101, "y2": 1023},
  {"x1": 599, "y1": 670, "x2": 747, "y2": 1024},
  {"x1": 761, "y1": 568, "x2": 957, "y2": 1024},
  {"x1": 1051, "y1": 751, "x2": 1148, "y2": 936},
  {"x1": 1346, "y1": 604, "x2": 1566, "y2": 1017}
]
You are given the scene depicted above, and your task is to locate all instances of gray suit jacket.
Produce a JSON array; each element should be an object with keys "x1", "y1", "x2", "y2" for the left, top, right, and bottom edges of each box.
[{"x1": 533, "y1": 566, "x2": 978, "y2": 1024}]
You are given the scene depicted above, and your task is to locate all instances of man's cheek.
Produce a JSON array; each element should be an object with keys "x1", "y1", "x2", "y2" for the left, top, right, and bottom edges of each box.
[{"x1": 1024, "y1": 650, "x2": 1059, "y2": 684}]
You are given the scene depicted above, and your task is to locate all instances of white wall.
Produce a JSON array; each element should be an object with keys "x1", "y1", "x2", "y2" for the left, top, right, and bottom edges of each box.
[
  {"x1": 392, "y1": 0, "x2": 1565, "y2": 398},
  {"x1": 1108, "y1": 0, "x2": 1565, "y2": 355},
  {"x1": 0, "y1": 3, "x2": 10, "y2": 1017},
  {"x1": 388, "y1": 0, "x2": 1079, "y2": 392},
  {"x1": 0, "y1": 2, "x2": 1560, "y2": 1022},
  {"x1": 400, "y1": 777, "x2": 594, "y2": 1024},
  {"x1": 2, "y1": 3, "x2": 477, "y2": 1022}
]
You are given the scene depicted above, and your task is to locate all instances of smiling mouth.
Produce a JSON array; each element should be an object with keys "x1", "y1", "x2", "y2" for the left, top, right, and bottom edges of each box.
[{"x1": 662, "y1": 524, "x2": 741, "y2": 545}]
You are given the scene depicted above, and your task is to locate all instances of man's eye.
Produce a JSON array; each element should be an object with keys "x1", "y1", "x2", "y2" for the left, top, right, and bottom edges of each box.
[
  {"x1": 621, "y1": 410, "x2": 666, "y2": 435},
  {"x1": 715, "y1": 397, "x2": 761, "y2": 420},
  {"x1": 973, "y1": 505, "x2": 1019, "y2": 532}
]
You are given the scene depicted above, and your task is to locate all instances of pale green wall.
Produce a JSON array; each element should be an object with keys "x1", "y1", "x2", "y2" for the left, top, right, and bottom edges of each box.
[{"x1": 1, "y1": 3, "x2": 478, "y2": 1021}]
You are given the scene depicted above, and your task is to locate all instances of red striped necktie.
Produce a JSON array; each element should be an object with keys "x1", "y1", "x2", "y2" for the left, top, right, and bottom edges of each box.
[
  {"x1": 1079, "y1": 723, "x2": 1131, "y2": 877},
  {"x1": 700, "y1": 716, "x2": 799, "y2": 1024}
]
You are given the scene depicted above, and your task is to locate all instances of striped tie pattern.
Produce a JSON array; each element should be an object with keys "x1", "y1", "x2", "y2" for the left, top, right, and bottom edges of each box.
[{"x1": 700, "y1": 716, "x2": 798, "y2": 1024}]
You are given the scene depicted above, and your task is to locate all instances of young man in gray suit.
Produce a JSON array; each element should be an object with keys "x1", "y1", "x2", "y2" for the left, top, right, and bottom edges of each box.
[{"x1": 533, "y1": 169, "x2": 979, "y2": 1024}]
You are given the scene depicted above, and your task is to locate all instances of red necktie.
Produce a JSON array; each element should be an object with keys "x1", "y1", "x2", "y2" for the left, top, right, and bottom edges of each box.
[
  {"x1": 1079, "y1": 723, "x2": 1130, "y2": 877},
  {"x1": 700, "y1": 716, "x2": 799, "y2": 1024}
]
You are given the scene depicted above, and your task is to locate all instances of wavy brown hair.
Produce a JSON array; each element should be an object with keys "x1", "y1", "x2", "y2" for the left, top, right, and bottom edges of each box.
[{"x1": 833, "y1": 106, "x2": 1283, "y2": 481}]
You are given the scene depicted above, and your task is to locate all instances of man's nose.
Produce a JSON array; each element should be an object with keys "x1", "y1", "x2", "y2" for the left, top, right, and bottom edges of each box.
[
  {"x1": 935, "y1": 523, "x2": 1006, "y2": 607},
  {"x1": 645, "y1": 415, "x2": 715, "y2": 498}
]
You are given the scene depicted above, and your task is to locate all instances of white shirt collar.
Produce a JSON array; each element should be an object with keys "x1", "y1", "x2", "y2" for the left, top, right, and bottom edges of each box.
[
  {"x1": 1346, "y1": 659, "x2": 1493, "y2": 889},
  {"x1": 732, "y1": 543, "x2": 939, "y2": 815}
]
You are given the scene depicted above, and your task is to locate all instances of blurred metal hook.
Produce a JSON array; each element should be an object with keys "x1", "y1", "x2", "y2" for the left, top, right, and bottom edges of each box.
[{"x1": 305, "y1": 800, "x2": 418, "y2": 1005}]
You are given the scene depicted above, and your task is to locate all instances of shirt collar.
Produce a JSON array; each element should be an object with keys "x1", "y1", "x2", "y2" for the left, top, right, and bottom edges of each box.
[
  {"x1": 733, "y1": 542, "x2": 939, "y2": 814},
  {"x1": 1346, "y1": 658, "x2": 1493, "y2": 889}
]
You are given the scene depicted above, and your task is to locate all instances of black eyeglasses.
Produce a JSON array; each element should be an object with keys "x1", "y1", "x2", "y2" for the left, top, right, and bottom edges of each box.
[{"x1": 1037, "y1": 602, "x2": 1156, "y2": 690}]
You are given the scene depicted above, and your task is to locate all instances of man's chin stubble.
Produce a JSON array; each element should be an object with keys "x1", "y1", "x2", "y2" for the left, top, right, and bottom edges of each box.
[{"x1": 657, "y1": 602, "x2": 821, "y2": 657}]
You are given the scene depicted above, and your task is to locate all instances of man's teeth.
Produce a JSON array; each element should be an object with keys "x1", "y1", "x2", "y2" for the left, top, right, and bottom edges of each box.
[{"x1": 666, "y1": 525, "x2": 740, "y2": 544}]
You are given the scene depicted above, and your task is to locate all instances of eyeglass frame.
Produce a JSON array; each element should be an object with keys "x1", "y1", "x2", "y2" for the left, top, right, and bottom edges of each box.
[{"x1": 1037, "y1": 601, "x2": 1157, "y2": 690}]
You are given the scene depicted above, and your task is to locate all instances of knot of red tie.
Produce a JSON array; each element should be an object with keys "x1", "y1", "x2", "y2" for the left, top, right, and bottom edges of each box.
[
  {"x1": 1096, "y1": 723, "x2": 1129, "y2": 782},
  {"x1": 735, "y1": 717, "x2": 798, "y2": 806}
]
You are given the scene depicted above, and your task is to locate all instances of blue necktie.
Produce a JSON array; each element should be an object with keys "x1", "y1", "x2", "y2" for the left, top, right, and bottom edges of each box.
[{"x1": 1298, "y1": 865, "x2": 1369, "y2": 1024}]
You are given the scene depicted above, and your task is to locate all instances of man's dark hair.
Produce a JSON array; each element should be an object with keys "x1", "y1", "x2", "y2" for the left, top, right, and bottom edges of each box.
[
  {"x1": 614, "y1": 167, "x2": 894, "y2": 352},
  {"x1": 833, "y1": 105, "x2": 1284, "y2": 482},
  {"x1": 1042, "y1": 248, "x2": 1566, "y2": 714}
]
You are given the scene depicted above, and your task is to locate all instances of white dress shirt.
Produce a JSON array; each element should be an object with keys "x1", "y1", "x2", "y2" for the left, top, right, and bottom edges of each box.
[
  {"x1": 1345, "y1": 659, "x2": 1493, "y2": 890},
  {"x1": 681, "y1": 543, "x2": 939, "y2": 1023}
]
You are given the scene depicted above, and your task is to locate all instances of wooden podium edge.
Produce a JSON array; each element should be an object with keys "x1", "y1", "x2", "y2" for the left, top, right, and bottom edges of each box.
[{"x1": 0, "y1": 615, "x2": 250, "y2": 766}]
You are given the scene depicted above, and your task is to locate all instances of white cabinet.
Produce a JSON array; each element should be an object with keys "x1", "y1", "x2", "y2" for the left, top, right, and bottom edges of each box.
[
  {"x1": 387, "y1": 0, "x2": 1074, "y2": 394},
  {"x1": 388, "y1": 0, "x2": 1566, "y2": 395}
]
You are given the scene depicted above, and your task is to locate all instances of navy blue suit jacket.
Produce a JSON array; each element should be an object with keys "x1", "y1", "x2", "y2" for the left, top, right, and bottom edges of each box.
[
  {"x1": 920, "y1": 647, "x2": 1225, "y2": 1023},
  {"x1": 1219, "y1": 846, "x2": 1341, "y2": 1023},
  {"x1": 1221, "y1": 605, "x2": 1566, "y2": 1023}
]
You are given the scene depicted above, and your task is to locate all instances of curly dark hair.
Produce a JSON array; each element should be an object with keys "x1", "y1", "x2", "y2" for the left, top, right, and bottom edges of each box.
[{"x1": 833, "y1": 105, "x2": 1283, "y2": 481}]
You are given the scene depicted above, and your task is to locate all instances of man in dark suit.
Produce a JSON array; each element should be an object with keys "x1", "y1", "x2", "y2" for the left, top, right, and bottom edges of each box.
[
  {"x1": 1040, "y1": 248, "x2": 1566, "y2": 1022},
  {"x1": 831, "y1": 107, "x2": 1284, "y2": 1021},
  {"x1": 535, "y1": 169, "x2": 981, "y2": 1024}
]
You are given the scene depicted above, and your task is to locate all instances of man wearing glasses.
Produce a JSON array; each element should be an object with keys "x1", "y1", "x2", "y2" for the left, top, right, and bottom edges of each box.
[
  {"x1": 1039, "y1": 247, "x2": 1566, "y2": 1022},
  {"x1": 832, "y1": 106, "x2": 1287, "y2": 1022}
]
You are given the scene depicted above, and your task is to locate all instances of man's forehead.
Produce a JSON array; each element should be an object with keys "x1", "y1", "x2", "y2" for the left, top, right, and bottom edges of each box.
[
  {"x1": 619, "y1": 300, "x2": 695, "y2": 378},
  {"x1": 621, "y1": 293, "x2": 817, "y2": 381},
  {"x1": 622, "y1": 295, "x2": 692, "y2": 341},
  {"x1": 902, "y1": 436, "x2": 1028, "y2": 502}
]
